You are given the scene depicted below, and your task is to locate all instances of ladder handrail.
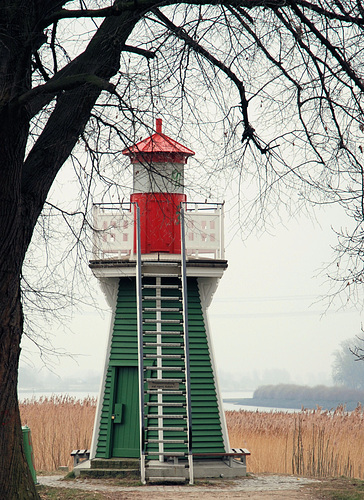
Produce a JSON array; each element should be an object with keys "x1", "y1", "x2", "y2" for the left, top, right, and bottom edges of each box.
[
  {"x1": 180, "y1": 204, "x2": 194, "y2": 485},
  {"x1": 135, "y1": 203, "x2": 146, "y2": 484}
]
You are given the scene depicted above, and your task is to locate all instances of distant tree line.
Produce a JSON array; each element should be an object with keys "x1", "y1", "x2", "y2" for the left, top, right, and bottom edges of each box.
[
  {"x1": 332, "y1": 338, "x2": 364, "y2": 390},
  {"x1": 253, "y1": 384, "x2": 364, "y2": 404}
]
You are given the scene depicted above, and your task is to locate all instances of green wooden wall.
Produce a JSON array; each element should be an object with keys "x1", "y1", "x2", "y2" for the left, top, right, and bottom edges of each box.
[{"x1": 95, "y1": 275, "x2": 225, "y2": 458}]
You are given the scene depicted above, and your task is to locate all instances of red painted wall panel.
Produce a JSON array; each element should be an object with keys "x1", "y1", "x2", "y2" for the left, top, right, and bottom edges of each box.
[{"x1": 131, "y1": 193, "x2": 186, "y2": 254}]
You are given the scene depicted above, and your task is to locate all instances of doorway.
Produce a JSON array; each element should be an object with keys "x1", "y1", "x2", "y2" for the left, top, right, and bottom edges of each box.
[{"x1": 111, "y1": 366, "x2": 140, "y2": 458}]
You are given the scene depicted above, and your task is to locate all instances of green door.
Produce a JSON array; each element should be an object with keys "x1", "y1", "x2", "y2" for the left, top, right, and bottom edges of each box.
[{"x1": 111, "y1": 366, "x2": 140, "y2": 458}]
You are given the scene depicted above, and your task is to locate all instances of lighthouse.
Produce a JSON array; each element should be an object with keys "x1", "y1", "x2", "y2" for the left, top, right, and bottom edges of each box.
[{"x1": 88, "y1": 119, "x2": 248, "y2": 483}]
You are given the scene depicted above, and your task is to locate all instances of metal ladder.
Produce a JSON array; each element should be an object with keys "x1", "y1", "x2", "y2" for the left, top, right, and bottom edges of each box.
[{"x1": 136, "y1": 205, "x2": 193, "y2": 484}]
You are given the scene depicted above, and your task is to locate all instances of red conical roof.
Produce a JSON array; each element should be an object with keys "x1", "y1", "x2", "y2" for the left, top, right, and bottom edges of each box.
[{"x1": 122, "y1": 119, "x2": 195, "y2": 164}]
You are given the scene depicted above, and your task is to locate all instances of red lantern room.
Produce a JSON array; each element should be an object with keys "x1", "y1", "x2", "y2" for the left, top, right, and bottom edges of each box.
[{"x1": 122, "y1": 119, "x2": 195, "y2": 254}]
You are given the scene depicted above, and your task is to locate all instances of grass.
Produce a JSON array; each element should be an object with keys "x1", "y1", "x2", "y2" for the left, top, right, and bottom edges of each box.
[
  {"x1": 37, "y1": 485, "x2": 104, "y2": 499},
  {"x1": 308, "y1": 477, "x2": 364, "y2": 499}
]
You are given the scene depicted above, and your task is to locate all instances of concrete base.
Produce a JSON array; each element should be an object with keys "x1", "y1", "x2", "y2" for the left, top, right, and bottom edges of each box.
[
  {"x1": 73, "y1": 459, "x2": 91, "y2": 477},
  {"x1": 74, "y1": 458, "x2": 140, "y2": 479},
  {"x1": 73, "y1": 457, "x2": 246, "y2": 482},
  {"x1": 146, "y1": 458, "x2": 247, "y2": 481}
]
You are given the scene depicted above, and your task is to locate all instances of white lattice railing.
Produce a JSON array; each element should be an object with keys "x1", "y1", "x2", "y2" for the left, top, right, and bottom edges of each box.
[
  {"x1": 184, "y1": 202, "x2": 224, "y2": 259},
  {"x1": 92, "y1": 202, "x2": 224, "y2": 260}
]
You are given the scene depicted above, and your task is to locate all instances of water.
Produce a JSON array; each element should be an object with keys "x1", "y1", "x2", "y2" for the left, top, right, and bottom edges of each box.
[
  {"x1": 221, "y1": 391, "x2": 300, "y2": 413},
  {"x1": 18, "y1": 391, "x2": 99, "y2": 402},
  {"x1": 18, "y1": 389, "x2": 299, "y2": 413}
]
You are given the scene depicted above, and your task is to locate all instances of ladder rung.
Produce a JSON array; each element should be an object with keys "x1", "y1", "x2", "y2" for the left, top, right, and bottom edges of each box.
[
  {"x1": 145, "y1": 366, "x2": 184, "y2": 371},
  {"x1": 144, "y1": 319, "x2": 182, "y2": 324},
  {"x1": 144, "y1": 354, "x2": 183, "y2": 359},
  {"x1": 144, "y1": 297, "x2": 182, "y2": 301},
  {"x1": 144, "y1": 343, "x2": 183, "y2": 347},
  {"x1": 146, "y1": 427, "x2": 186, "y2": 431},
  {"x1": 143, "y1": 284, "x2": 180, "y2": 289},
  {"x1": 143, "y1": 307, "x2": 181, "y2": 312},
  {"x1": 146, "y1": 414, "x2": 187, "y2": 419},
  {"x1": 143, "y1": 318, "x2": 183, "y2": 325},
  {"x1": 146, "y1": 378, "x2": 181, "y2": 383},
  {"x1": 143, "y1": 331, "x2": 183, "y2": 335},
  {"x1": 145, "y1": 390, "x2": 185, "y2": 395},
  {"x1": 146, "y1": 439, "x2": 186, "y2": 444},
  {"x1": 146, "y1": 402, "x2": 185, "y2": 407}
]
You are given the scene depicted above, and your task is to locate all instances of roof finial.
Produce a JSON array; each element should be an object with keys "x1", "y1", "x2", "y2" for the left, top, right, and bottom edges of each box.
[{"x1": 156, "y1": 118, "x2": 162, "y2": 134}]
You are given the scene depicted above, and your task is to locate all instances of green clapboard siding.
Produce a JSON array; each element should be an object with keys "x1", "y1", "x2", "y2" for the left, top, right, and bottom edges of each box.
[
  {"x1": 96, "y1": 278, "x2": 138, "y2": 458},
  {"x1": 96, "y1": 275, "x2": 225, "y2": 458},
  {"x1": 187, "y1": 277, "x2": 225, "y2": 453}
]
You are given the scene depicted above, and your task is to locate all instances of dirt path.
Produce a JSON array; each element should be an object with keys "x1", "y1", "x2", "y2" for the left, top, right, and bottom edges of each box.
[{"x1": 38, "y1": 474, "x2": 321, "y2": 499}]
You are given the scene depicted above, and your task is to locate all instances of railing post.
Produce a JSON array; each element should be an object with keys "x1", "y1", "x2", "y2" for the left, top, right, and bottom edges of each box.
[
  {"x1": 180, "y1": 203, "x2": 194, "y2": 485},
  {"x1": 135, "y1": 203, "x2": 146, "y2": 484},
  {"x1": 220, "y1": 203, "x2": 225, "y2": 260}
]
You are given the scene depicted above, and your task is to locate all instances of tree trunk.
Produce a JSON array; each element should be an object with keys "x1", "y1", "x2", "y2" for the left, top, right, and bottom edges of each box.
[
  {"x1": 0, "y1": 3, "x2": 143, "y2": 496},
  {"x1": 0, "y1": 272, "x2": 39, "y2": 499}
]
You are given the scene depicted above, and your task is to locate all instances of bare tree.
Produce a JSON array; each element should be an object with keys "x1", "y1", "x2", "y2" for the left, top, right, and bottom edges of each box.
[
  {"x1": 2, "y1": 1, "x2": 364, "y2": 497},
  {"x1": 333, "y1": 337, "x2": 364, "y2": 389}
]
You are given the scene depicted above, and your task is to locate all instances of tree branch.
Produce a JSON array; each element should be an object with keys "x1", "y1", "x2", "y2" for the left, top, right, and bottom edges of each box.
[
  {"x1": 227, "y1": 5, "x2": 301, "y2": 91},
  {"x1": 289, "y1": 3, "x2": 364, "y2": 93},
  {"x1": 21, "y1": 8, "x2": 143, "y2": 219},
  {"x1": 123, "y1": 44, "x2": 156, "y2": 58},
  {"x1": 153, "y1": 7, "x2": 270, "y2": 152},
  {"x1": 18, "y1": 74, "x2": 116, "y2": 107}
]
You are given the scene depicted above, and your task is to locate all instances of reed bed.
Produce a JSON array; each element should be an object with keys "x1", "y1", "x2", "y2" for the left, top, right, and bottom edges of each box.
[
  {"x1": 19, "y1": 395, "x2": 96, "y2": 471},
  {"x1": 226, "y1": 405, "x2": 364, "y2": 479},
  {"x1": 20, "y1": 397, "x2": 364, "y2": 478}
]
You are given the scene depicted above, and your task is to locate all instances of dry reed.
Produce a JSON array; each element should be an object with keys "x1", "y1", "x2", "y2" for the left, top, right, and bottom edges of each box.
[
  {"x1": 20, "y1": 397, "x2": 364, "y2": 478},
  {"x1": 19, "y1": 395, "x2": 96, "y2": 471},
  {"x1": 226, "y1": 405, "x2": 364, "y2": 479}
]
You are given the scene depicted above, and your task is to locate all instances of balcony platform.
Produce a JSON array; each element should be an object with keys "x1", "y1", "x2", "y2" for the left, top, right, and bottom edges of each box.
[{"x1": 89, "y1": 254, "x2": 228, "y2": 279}]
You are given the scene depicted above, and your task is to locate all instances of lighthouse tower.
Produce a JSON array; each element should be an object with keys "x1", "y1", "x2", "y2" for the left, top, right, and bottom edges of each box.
[{"x1": 89, "y1": 120, "x2": 247, "y2": 483}]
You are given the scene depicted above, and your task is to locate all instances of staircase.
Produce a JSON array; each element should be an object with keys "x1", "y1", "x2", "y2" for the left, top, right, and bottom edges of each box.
[
  {"x1": 135, "y1": 209, "x2": 193, "y2": 484},
  {"x1": 77, "y1": 458, "x2": 140, "y2": 479},
  {"x1": 139, "y1": 271, "x2": 193, "y2": 483}
]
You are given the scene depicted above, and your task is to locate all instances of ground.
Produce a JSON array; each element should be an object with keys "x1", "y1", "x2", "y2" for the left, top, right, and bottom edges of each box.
[
  {"x1": 37, "y1": 473, "x2": 364, "y2": 499},
  {"x1": 37, "y1": 474, "x2": 323, "y2": 499}
]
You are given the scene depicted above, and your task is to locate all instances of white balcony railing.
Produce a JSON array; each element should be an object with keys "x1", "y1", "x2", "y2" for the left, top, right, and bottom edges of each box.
[
  {"x1": 92, "y1": 201, "x2": 224, "y2": 260},
  {"x1": 184, "y1": 202, "x2": 224, "y2": 259}
]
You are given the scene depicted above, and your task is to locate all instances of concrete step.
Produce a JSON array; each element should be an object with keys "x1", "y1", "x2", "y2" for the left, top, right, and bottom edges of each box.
[
  {"x1": 148, "y1": 476, "x2": 187, "y2": 483},
  {"x1": 146, "y1": 461, "x2": 188, "y2": 481},
  {"x1": 90, "y1": 458, "x2": 140, "y2": 470},
  {"x1": 79, "y1": 468, "x2": 140, "y2": 479}
]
